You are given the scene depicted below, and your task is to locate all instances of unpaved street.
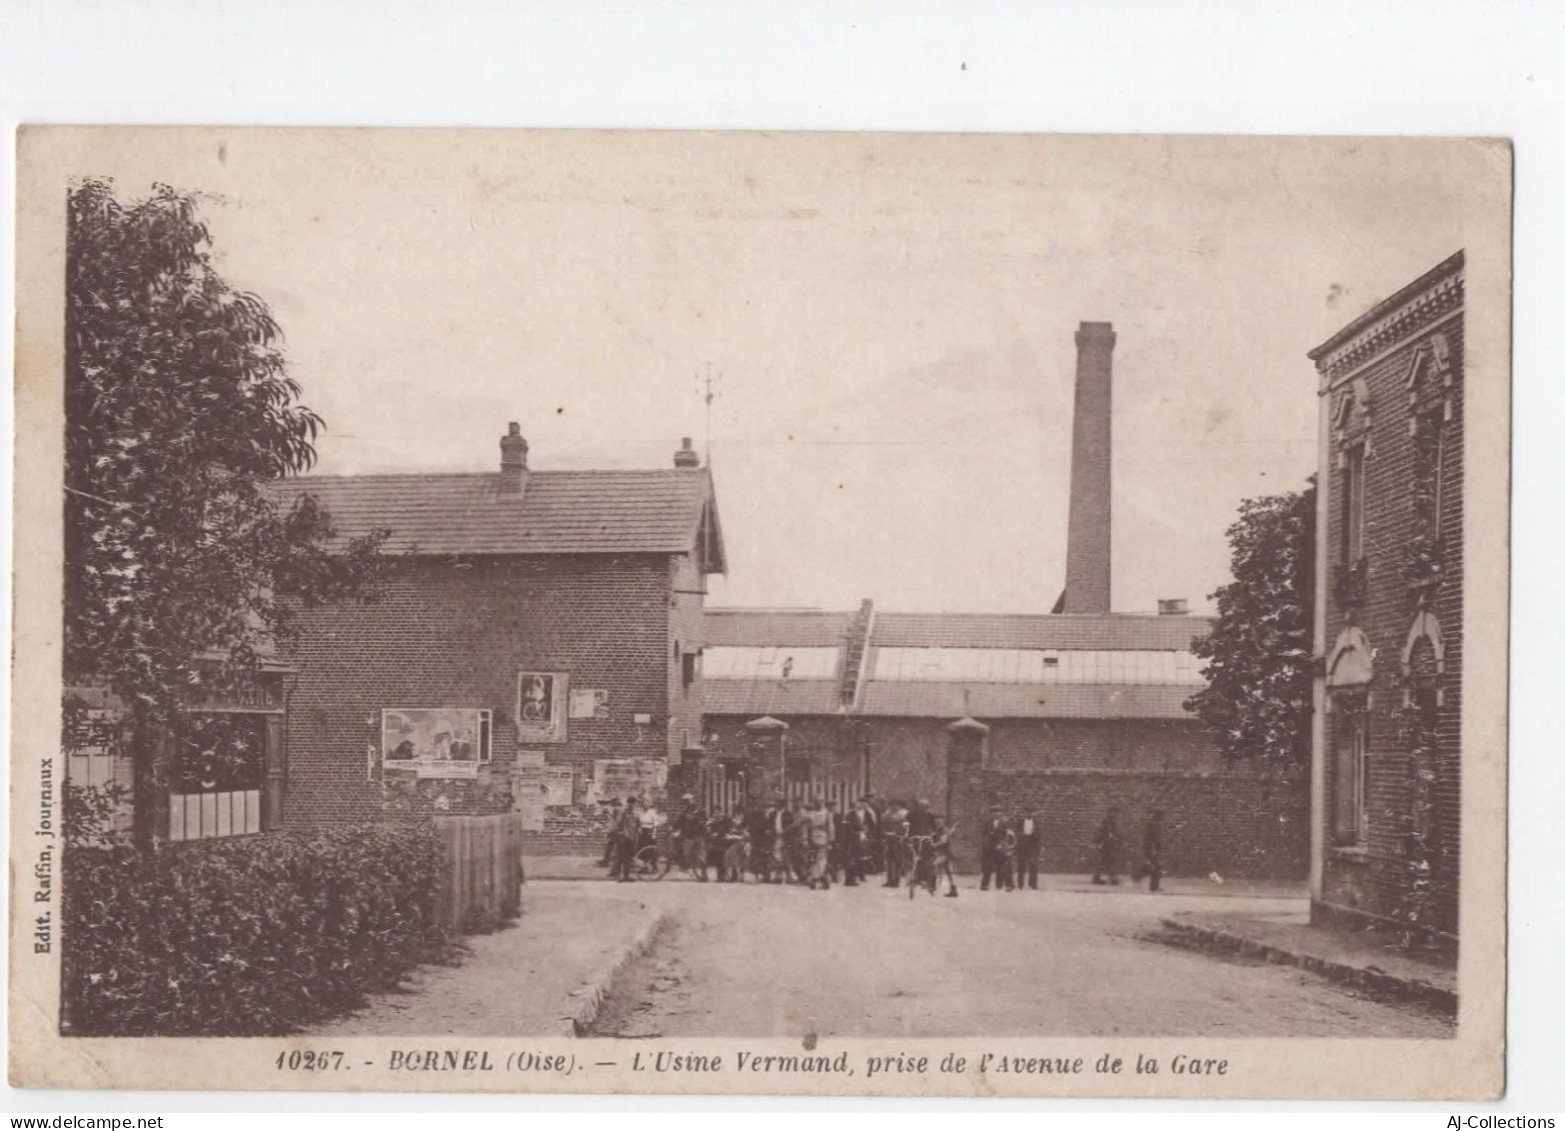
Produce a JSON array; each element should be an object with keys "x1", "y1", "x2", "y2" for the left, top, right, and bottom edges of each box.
[{"x1": 587, "y1": 879, "x2": 1452, "y2": 1040}]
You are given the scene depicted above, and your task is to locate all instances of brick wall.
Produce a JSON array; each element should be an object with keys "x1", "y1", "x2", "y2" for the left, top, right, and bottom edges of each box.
[
  {"x1": 284, "y1": 553, "x2": 675, "y2": 852},
  {"x1": 988, "y1": 718, "x2": 1222, "y2": 773},
  {"x1": 960, "y1": 767, "x2": 1309, "y2": 878},
  {"x1": 1320, "y1": 300, "x2": 1463, "y2": 936},
  {"x1": 702, "y1": 711, "x2": 1303, "y2": 876}
]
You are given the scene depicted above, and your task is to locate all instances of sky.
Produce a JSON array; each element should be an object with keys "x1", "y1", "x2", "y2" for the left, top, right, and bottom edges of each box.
[{"x1": 71, "y1": 130, "x2": 1501, "y2": 615}]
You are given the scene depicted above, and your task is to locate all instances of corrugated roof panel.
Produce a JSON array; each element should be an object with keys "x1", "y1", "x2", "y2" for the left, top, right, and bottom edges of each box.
[
  {"x1": 856, "y1": 681, "x2": 1197, "y2": 720},
  {"x1": 870, "y1": 647, "x2": 1204, "y2": 685},
  {"x1": 701, "y1": 679, "x2": 844, "y2": 717},
  {"x1": 703, "y1": 646, "x2": 841, "y2": 680},
  {"x1": 872, "y1": 611, "x2": 1211, "y2": 651}
]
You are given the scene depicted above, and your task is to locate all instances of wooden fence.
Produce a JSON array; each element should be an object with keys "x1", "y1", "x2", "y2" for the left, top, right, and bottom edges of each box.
[{"x1": 432, "y1": 812, "x2": 525, "y2": 933}]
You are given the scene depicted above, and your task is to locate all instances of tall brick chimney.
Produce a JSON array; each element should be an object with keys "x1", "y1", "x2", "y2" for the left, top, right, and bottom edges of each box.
[
  {"x1": 674, "y1": 437, "x2": 701, "y2": 468},
  {"x1": 1062, "y1": 322, "x2": 1115, "y2": 614},
  {"x1": 499, "y1": 422, "x2": 528, "y2": 493}
]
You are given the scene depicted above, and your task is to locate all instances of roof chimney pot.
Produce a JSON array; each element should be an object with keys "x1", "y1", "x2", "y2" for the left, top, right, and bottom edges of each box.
[
  {"x1": 500, "y1": 422, "x2": 529, "y2": 493},
  {"x1": 674, "y1": 437, "x2": 701, "y2": 468}
]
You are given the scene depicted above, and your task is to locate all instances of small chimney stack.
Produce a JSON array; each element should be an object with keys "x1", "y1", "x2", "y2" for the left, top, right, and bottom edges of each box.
[
  {"x1": 1062, "y1": 321, "x2": 1115, "y2": 614},
  {"x1": 500, "y1": 422, "x2": 529, "y2": 493},
  {"x1": 674, "y1": 437, "x2": 701, "y2": 469}
]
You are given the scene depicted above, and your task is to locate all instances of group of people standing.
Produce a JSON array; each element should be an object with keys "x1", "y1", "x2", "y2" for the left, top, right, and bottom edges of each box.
[
  {"x1": 1088, "y1": 805, "x2": 1166, "y2": 892},
  {"x1": 599, "y1": 791, "x2": 959, "y2": 893},
  {"x1": 974, "y1": 804, "x2": 1164, "y2": 892},
  {"x1": 597, "y1": 792, "x2": 1168, "y2": 894}
]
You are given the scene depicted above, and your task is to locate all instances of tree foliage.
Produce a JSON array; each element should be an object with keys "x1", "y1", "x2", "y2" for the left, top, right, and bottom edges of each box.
[
  {"x1": 1186, "y1": 481, "x2": 1316, "y2": 767},
  {"x1": 64, "y1": 178, "x2": 385, "y2": 843}
]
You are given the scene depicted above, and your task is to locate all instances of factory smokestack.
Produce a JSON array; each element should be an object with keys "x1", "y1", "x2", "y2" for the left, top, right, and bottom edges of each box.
[{"x1": 1061, "y1": 321, "x2": 1115, "y2": 614}]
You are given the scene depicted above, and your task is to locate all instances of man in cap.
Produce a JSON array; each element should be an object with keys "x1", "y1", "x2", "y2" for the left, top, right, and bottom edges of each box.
[
  {"x1": 1091, "y1": 805, "x2": 1124, "y2": 886},
  {"x1": 612, "y1": 797, "x2": 643, "y2": 882},
  {"x1": 980, "y1": 804, "x2": 1016, "y2": 891},
  {"x1": 597, "y1": 796, "x2": 624, "y2": 868},
  {"x1": 1014, "y1": 805, "x2": 1042, "y2": 891},
  {"x1": 1140, "y1": 809, "x2": 1166, "y2": 893},
  {"x1": 675, "y1": 792, "x2": 709, "y2": 881},
  {"x1": 881, "y1": 798, "x2": 910, "y2": 888}
]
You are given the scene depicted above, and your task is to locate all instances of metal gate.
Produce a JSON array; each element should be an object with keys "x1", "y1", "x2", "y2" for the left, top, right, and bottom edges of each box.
[{"x1": 702, "y1": 766, "x2": 868, "y2": 816}]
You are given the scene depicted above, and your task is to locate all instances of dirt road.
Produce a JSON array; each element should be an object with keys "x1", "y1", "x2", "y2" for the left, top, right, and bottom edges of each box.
[{"x1": 588, "y1": 879, "x2": 1452, "y2": 1040}]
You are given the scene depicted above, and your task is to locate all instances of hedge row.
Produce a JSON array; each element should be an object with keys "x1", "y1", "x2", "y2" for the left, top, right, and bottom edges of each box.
[{"x1": 62, "y1": 822, "x2": 450, "y2": 1036}]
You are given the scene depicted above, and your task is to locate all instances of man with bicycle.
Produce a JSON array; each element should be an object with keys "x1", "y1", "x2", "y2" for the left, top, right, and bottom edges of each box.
[
  {"x1": 611, "y1": 797, "x2": 643, "y2": 882},
  {"x1": 674, "y1": 793, "x2": 710, "y2": 881},
  {"x1": 881, "y1": 799, "x2": 910, "y2": 888},
  {"x1": 980, "y1": 804, "x2": 1017, "y2": 891},
  {"x1": 930, "y1": 815, "x2": 959, "y2": 897}
]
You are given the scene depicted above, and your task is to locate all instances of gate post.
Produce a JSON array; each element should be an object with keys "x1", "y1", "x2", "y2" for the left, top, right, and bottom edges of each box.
[
  {"x1": 744, "y1": 715, "x2": 788, "y2": 809},
  {"x1": 946, "y1": 716, "x2": 989, "y2": 874}
]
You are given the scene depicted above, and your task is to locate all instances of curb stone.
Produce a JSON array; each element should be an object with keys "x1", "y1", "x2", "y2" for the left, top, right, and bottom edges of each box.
[
  {"x1": 567, "y1": 911, "x2": 673, "y2": 1037},
  {"x1": 1154, "y1": 917, "x2": 1457, "y2": 1018}
]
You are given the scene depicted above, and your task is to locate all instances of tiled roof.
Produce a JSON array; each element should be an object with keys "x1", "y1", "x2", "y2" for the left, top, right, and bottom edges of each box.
[
  {"x1": 271, "y1": 469, "x2": 723, "y2": 566},
  {"x1": 702, "y1": 679, "x2": 844, "y2": 717},
  {"x1": 703, "y1": 608, "x2": 854, "y2": 647},
  {"x1": 871, "y1": 612, "x2": 1211, "y2": 651},
  {"x1": 856, "y1": 682, "x2": 1197, "y2": 720}
]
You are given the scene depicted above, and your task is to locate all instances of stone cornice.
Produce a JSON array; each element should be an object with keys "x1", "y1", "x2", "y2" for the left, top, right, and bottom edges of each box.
[{"x1": 1313, "y1": 269, "x2": 1464, "y2": 387}]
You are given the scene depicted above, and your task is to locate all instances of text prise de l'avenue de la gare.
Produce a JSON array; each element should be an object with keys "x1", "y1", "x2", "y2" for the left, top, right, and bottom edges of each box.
[{"x1": 370, "y1": 1049, "x2": 1229, "y2": 1079}]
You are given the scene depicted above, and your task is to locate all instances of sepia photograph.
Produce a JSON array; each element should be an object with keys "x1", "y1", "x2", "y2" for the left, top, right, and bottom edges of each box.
[{"x1": 10, "y1": 127, "x2": 1510, "y2": 1099}]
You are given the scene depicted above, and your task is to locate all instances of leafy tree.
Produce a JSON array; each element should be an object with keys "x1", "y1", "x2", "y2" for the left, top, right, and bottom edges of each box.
[
  {"x1": 65, "y1": 178, "x2": 385, "y2": 847},
  {"x1": 1185, "y1": 480, "x2": 1316, "y2": 767}
]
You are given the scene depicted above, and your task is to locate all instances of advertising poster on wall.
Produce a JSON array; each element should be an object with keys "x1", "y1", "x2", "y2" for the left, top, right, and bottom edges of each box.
[
  {"x1": 587, "y1": 758, "x2": 668, "y2": 807},
  {"x1": 569, "y1": 687, "x2": 609, "y2": 720},
  {"x1": 516, "y1": 671, "x2": 568, "y2": 743},
  {"x1": 511, "y1": 751, "x2": 547, "y2": 831},
  {"x1": 381, "y1": 708, "x2": 490, "y2": 778}
]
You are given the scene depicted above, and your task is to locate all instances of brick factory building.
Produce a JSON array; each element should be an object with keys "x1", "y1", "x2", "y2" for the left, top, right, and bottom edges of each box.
[
  {"x1": 271, "y1": 428, "x2": 726, "y2": 854},
  {"x1": 694, "y1": 323, "x2": 1308, "y2": 879},
  {"x1": 698, "y1": 603, "x2": 1306, "y2": 878},
  {"x1": 1307, "y1": 251, "x2": 1465, "y2": 942}
]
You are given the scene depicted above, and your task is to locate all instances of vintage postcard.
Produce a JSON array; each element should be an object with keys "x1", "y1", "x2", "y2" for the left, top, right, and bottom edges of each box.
[{"x1": 9, "y1": 128, "x2": 1510, "y2": 1098}]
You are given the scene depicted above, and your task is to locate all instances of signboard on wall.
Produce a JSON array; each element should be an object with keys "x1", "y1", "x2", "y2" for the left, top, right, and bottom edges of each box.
[
  {"x1": 587, "y1": 758, "x2": 667, "y2": 807},
  {"x1": 512, "y1": 751, "x2": 547, "y2": 831},
  {"x1": 382, "y1": 708, "x2": 492, "y2": 778},
  {"x1": 517, "y1": 672, "x2": 568, "y2": 743},
  {"x1": 543, "y1": 766, "x2": 575, "y2": 806},
  {"x1": 569, "y1": 688, "x2": 609, "y2": 720}
]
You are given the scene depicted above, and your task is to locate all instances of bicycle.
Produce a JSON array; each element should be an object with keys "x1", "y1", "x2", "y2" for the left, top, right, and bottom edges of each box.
[
  {"x1": 635, "y1": 830, "x2": 708, "y2": 881},
  {"x1": 907, "y1": 835, "x2": 939, "y2": 899},
  {"x1": 718, "y1": 830, "x2": 749, "y2": 883}
]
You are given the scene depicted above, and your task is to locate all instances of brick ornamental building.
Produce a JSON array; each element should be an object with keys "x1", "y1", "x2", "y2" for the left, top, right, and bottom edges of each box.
[
  {"x1": 272, "y1": 429, "x2": 726, "y2": 853},
  {"x1": 1307, "y1": 251, "x2": 1465, "y2": 943}
]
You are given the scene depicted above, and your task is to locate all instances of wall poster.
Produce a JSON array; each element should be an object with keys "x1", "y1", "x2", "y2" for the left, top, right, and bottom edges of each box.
[
  {"x1": 382, "y1": 708, "x2": 491, "y2": 779},
  {"x1": 512, "y1": 751, "x2": 547, "y2": 831},
  {"x1": 587, "y1": 758, "x2": 668, "y2": 808},
  {"x1": 569, "y1": 687, "x2": 609, "y2": 720},
  {"x1": 516, "y1": 671, "x2": 568, "y2": 743}
]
